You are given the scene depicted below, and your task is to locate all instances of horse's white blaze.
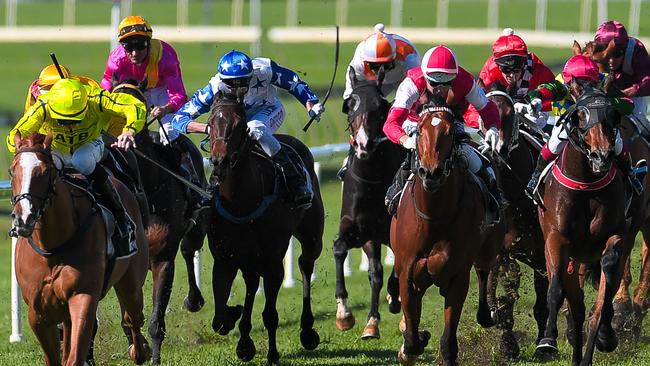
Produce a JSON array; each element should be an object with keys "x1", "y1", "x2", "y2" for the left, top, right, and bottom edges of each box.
[
  {"x1": 430, "y1": 117, "x2": 442, "y2": 126},
  {"x1": 355, "y1": 126, "x2": 369, "y2": 148},
  {"x1": 18, "y1": 152, "x2": 40, "y2": 221}
]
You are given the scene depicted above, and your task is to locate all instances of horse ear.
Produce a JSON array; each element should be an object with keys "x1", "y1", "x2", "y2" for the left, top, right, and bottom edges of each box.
[
  {"x1": 111, "y1": 73, "x2": 120, "y2": 89},
  {"x1": 572, "y1": 40, "x2": 583, "y2": 55},
  {"x1": 13, "y1": 130, "x2": 22, "y2": 150},
  {"x1": 605, "y1": 40, "x2": 617, "y2": 57},
  {"x1": 348, "y1": 66, "x2": 357, "y2": 87},
  {"x1": 138, "y1": 78, "x2": 147, "y2": 93}
]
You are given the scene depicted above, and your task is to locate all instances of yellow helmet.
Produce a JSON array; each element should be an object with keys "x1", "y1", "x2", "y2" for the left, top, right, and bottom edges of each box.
[
  {"x1": 47, "y1": 79, "x2": 88, "y2": 121},
  {"x1": 38, "y1": 64, "x2": 71, "y2": 87},
  {"x1": 117, "y1": 15, "x2": 152, "y2": 42}
]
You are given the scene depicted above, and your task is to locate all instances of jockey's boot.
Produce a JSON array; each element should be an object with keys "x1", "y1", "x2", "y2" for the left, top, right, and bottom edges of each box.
[
  {"x1": 616, "y1": 153, "x2": 645, "y2": 196},
  {"x1": 527, "y1": 154, "x2": 552, "y2": 194},
  {"x1": 89, "y1": 166, "x2": 134, "y2": 258},
  {"x1": 337, "y1": 146, "x2": 354, "y2": 181},
  {"x1": 385, "y1": 153, "x2": 412, "y2": 215},
  {"x1": 274, "y1": 144, "x2": 313, "y2": 210},
  {"x1": 475, "y1": 163, "x2": 504, "y2": 223}
]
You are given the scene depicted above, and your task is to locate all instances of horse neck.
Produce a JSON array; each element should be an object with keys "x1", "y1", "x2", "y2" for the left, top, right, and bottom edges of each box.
[
  {"x1": 414, "y1": 169, "x2": 463, "y2": 221},
  {"x1": 351, "y1": 142, "x2": 402, "y2": 183},
  {"x1": 218, "y1": 153, "x2": 271, "y2": 213},
  {"x1": 36, "y1": 179, "x2": 85, "y2": 249},
  {"x1": 560, "y1": 143, "x2": 606, "y2": 182}
]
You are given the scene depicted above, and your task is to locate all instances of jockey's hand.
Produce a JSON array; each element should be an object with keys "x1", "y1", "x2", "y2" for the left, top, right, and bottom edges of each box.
[
  {"x1": 113, "y1": 131, "x2": 136, "y2": 150},
  {"x1": 623, "y1": 84, "x2": 640, "y2": 97},
  {"x1": 484, "y1": 127, "x2": 499, "y2": 152},
  {"x1": 530, "y1": 98, "x2": 542, "y2": 115},
  {"x1": 307, "y1": 101, "x2": 325, "y2": 122},
  {"x1": 513, "y1": 102, "x2": 532, "y2": 115},
  {"x1": 149, "y1": 104, "x2": 173, "y2": 121},
  {"x1": 399, "y1": 135, "x2": 416, "y2": 150}
]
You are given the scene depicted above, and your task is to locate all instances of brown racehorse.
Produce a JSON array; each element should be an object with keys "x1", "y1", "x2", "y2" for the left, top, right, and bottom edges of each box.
[
  {"x1": 392, "y1": 94, "x2": 503, "y2": 366},
  {"x1": 10, "y1": 133, "x2": 150, "y2": 366},
  {"x1": 485, "y1": 83, "x2": 549, "y2": 359},
  {"x1": 534, "y1": 87, "x2": 640, "y2": 366},
  {"x1": 112, "y1": 82, "x2": 209, "y2": 365},
  {"x1": 206, "y1": 90, "x2": 324, "y2": 364},
  {"x1": 333, "y1": 68, "x2": 405, "y2": 339},
  {"x1": 577, "y1": 41, "x2": 650, "y2": 339}
]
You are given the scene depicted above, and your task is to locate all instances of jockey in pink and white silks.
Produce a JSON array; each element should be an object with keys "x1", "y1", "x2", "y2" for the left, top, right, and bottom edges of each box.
[
  {"x1": 382, "y1": 45, "x2": 504, "y2": 220},
  {"x1": 172, "y1": 50, "x2": 324, "y2": 209}
]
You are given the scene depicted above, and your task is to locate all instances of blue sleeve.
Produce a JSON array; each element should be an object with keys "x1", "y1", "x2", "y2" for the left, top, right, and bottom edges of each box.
[
  {"x1": 171, "y1": 83, "x2": 214, "y2": 133},
  {"x1": 270, "y1": 60, "x2": 319, "y2": 105}
]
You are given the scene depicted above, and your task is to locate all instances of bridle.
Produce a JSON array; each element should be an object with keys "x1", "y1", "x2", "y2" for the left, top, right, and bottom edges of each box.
[
  {"x1": 210, "y1": 95, "x2": 251, "y2": 175},
  {"x1": 415, "y1": 105, "x2": 458, "y2": 179},
  {"x1": 345, "y1": 83, "x2": 391, "y2": 148}
]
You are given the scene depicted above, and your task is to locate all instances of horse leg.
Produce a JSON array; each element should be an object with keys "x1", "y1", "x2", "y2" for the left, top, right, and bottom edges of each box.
[
  {"x1": 210, "y1": 252, "x2": 241, "y2": 335},
  {"x1": 440, "y1": 271, "x2": 471, "y2": 366},
  {"x1": 361, "y1": 241, "x2": 383, "y2": 340},
  {"x1": 496, "y1": 256, "x2": 521, "y2": 359},
  {"x1": 397, "y1": 268, "x2": 430, "y2": 366},
  {"x1": 333, "y1": 235, "x2": 355, "y2": 331},
  {"x1": 261, "y1": 261, "x2": 284, "y2": 365},
  {"x1": 562, "y1": 267, "x2": 585, "y2": 366},
  {"x1": 475, "y1": 266, "x2": 495, "y2": 328},
  {"x1": 295, "y1": 236, "x2": 321, "y2": 350},
  {"x1": 235, "y1": 270, "x2": 259, "y2": 362},
  {"x1": 632, "y1": 228, "x2": 650, "y2": 340},
  {"x1": 148, "y1": 258, "x2": 176, "y2": 365},
  {"x1": 611, "y1": 255, "x2": 633, "y2": 334},
  {"x1": 115, "y1": 278, "x2": 151, "y2": 364},
  {"x1": 61, "y1": 319, "x2": 71, "y2": 364},
  {"x1": 28, "y1": 308, "x2": 61, "y2": 366},
  {"x1": 180, "y1": 223, "x2": 206, "y2": 313},
  {"x1": 66, "y1": 294, "x2": 97, "y2": 366},
  {"x1": 533, "y1": 269, "x2": 550, "y2": 344}
]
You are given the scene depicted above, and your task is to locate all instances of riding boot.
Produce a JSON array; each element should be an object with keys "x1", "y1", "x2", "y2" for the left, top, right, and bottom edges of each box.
[
  {"x1": 273, "y1": 144, "x2": 313, "y2": 210},
  {"x1": 475, "y1": 162, "x2": 504, "y2": 223},
  {"x1": 88, "y1": 166, "x2": 134, "y2": 258},
  {"x1": 527, "y1": 154, "x2": 552, "y2": 193},
  {"x1": 616, "y1": 153, "x2": 645, "y2": 195},
  {"x1": 337, "y1": 145, "x2": 354, "y2": 181},
  {"x1": 385, "y1": 152, "x2": 412, "y2": 215}
]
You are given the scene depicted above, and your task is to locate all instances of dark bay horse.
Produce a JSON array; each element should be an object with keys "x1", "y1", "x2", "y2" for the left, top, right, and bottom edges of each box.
[
  {"x1": 112, "y1": 82, "x2": 209, "y2": 365},
  {"x1": 391, "y1": 94, "x2": 503, "y2": 366},
  {"x1": 333, "y1": 67, "x2": 405, "y2": 339},
  {"x1": 577, "y1": 41, "x2": 650, "y2": 339},
  {"x1": 535, "y1": 88, "x2": 640, "y2": 366},
  {"x1": 206, "y1": 90, "x2": 324, "y2": 364},
  {"x1": 485, "y1": 84, "x2": 549, "y2": 358},
  {"x1": 10, "y1": 133, "x2": 150, "y2": 365}
]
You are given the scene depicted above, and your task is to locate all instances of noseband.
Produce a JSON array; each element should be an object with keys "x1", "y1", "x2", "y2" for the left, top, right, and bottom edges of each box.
[
  {"x1": 210, "y1": 98, "x2": 251, "y2": 172},
  {"x1": 416, "y1": 106, "x2": 458, "y2": 179}
]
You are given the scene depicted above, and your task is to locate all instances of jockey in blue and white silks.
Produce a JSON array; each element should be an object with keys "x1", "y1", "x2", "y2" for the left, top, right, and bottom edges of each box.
[{"x1": 172, "y1": 50, "x2": 324, "y2": 209}]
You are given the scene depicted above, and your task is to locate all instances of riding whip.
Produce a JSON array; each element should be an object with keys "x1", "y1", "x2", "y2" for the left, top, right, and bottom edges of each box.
[
  {"x1": 303, "y1": 25, "x2": 339, "y2": 132},
  {"x1": 49, "y1": 53, "x2": 66, "y2": 79}
]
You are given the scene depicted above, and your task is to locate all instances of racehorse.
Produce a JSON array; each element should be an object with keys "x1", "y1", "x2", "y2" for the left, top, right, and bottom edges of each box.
[
  {"x1": 112, "y1": 82, "x2": 209, "y2": 365},
  {"x1": 485, "y1": 83, "x2": 549, "y2": 358},
  {"x1": 391, "y1": 93, "x2": 503, "y2": 366},
  {"x1": 206, "y1": 89, "x2": 324, "y2": 364},
  {"x1": 333, "y1": 67, "x2": 405, "y2": 339},
  {"x1": 576, "y1": 40, "x2": 650, "y2": 340},
  {"x1": 534, "y1": 86, "x2": 640, "y2": 365},
  {"x1": 10, "y1": 133, "x2": 150, "y2": 365}
]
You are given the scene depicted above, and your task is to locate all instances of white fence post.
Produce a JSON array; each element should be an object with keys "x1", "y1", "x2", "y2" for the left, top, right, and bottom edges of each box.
[
  {"x1": 250, "y1": 0, "x2": 261, "y2": 56},
  {"x1": 580, "y1": 0, "x2": 593, "y2": 33},
  {"x1": 6, "y1": 0, "x2": 17, "y2": 28},
  {"x1": 177, "y1": 0, "x2": 189, "y2": 27},
  {"x1": 231, "y1": 0, "x2": 244, "y2": 26},
  {"x1": 359, "y1": 252, "x2": 369, "y2": 271},
  {"x1": 597, "y1": 0, "x2": 607, "y2": 25},
  {"x1": 390, "y1": 0, "x2": 403, "y2": 28},
  {"x1": 629, "y1": 0, "x2": 641, "y2": 36},
  {"x1": 535, "y1": 0, "x2": 547, "y2": 31},
  {"x1": 63, "y1": 0, "x2": 75, "y2": 26},
  {"x1": 436, "y1": 0, "x2": 449, "y2": 28},
  {"x1": 121, "y1": 0, "x2": 132, "y2": 18},
  {"x1": 110, "y1": 0, "x2": 121, "y2": 51},
  {"x1": 336, "y1": 0, "x2": 348, "y2": 27},
  {"x1": 10, "y1": 237, "x2": 22, "y2": 343},
  {"x1": 286, "y1": 0, "x2": 298, "y2": 26},
  {"x1": 487, "y1": 0, "x2": 499, "y2": 29}
]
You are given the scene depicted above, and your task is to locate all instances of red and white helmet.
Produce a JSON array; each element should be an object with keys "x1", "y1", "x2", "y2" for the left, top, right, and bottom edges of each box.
[
  {"x1": 421, "y1": 45, "x2": 458, "y2": 83},
  {"x1": 361, "y1": 24, "x2": 397, "y2": 63},
  {"x1": 562, "y1": 55, "x2": 600, "y2": 84},
  {"x1": 492, "y1": 28, "x2": 528, "y2": 59}
]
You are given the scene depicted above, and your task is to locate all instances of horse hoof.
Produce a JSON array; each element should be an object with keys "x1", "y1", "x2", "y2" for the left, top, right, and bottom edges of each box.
[
  {"x1": 612, "y1": 300, "x2": 633, "y2": 333},
  {"x1": 267, "y1": 350, "x2": 280, "y2": 366},
  {"x1": 596, "y1": 328, "x2": 618, "y2": 353},
  {"x1": 399, "y1": 315, "x2": 406, "y2": 334},
  {"x1": 500, "y1": 331, "x2": 520, "y2": 360},
  {"x1": 477, "y1": 309, "x2": 495, "y2": 328},
  {"x1": 418, "y1": 330, "x2": 431, "y2": 347},
  {"x1": 361, "y1": 320, "x2": 380, "y2": 340},
  {"x1": 397, "y1": 344, "x2": 417, "y2": 366},
  {"x1": 183, "y1": 294, "x2": 205, "y2": 313},
  {"x1": 535, "y1": 338, "x2": 558, "y2": 358},
  {"x1": 387, "y1": 294, "x2": 401, "y2": 314},
  {"x1": 336, "y1": 312, "x2": 355, "y2": 331},
  {"x1": 128, "y1": 341, "x2": 152, "y2": 365},
  {"x1": 218, "y1": 305, "x2": 243, "y2": 335},
  {"x1": 236, "y1": 337, "x2": 256, "y2": 362},
  {"x1": 300, "y1": 328, "x2": 320, "y2": 350}
]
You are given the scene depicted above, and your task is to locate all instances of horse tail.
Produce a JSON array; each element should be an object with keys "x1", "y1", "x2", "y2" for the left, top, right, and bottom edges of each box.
[{"x1": 146, "y1": 222, "x2": 170, "y2": 249}]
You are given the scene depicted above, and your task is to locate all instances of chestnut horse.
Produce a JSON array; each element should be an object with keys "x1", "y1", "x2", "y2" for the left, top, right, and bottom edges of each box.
[
  {"x1": 333, "y1": 67, "x2": 405, "y2": 338},
  {"x1": 577, "y1": 41, "x2": 650, "y2": 339},
  {"x1": 392, "y1": 94, "x2": 503, "y2": 366},
  {"x1": 206, "y1": 90, "x2": 324, "y2": 364},
  {"x1": 485, "y1": 84, "x2": 549, "y2": 359},
  {"x1": 534, "y1": 88, "x2": 641, "y2": 365},
  {"x1": 10, "y1": 133, "x2": 150, "y2": 365},
  {"x1": 112, "y1": 82, "x2": 209, "y2": 365}
]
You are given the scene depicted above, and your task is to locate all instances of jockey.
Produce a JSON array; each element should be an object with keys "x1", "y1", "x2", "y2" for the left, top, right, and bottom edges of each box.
[
  {"x1": 465, "y1": 28, "x2": 555, "y2": 130},
  {"x1": 25, "y1": 64, "x2": 99, "y2": 112},
  {"x1": 525, "y1": 54, "x2": 643, "y2": 195},
  {"x1": 382, "y1": 45, "x2": 504, "y2": 218},
  {"x1": 593, "y1": 20, "x2": 650, "y2": 133},
  {"x1": 171, "y1": 50, "x2": 325, "y2": 209},
  {"x1": 7, "y1": 79, "x2": 147, "y2": 257},
  {"x1": 338, "y1": 23, "x2": 420, "y2": 179}
]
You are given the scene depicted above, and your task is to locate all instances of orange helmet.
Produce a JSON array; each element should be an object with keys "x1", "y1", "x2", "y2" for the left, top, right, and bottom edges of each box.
[
  {"x1": 117, "y1": 15, "x2": 152, "y2": 42},
  {"x1": 38, "y1": 64, "x2": 71, "y2": 88}
]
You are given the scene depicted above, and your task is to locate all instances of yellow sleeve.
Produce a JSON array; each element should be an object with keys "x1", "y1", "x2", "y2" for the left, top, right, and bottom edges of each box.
[
  {"x1": 91, "y1": 88, "x2": 146, "y2": 135},
  {"x1": 7, "y1": 101, "x2": 47, "y2": 154}
]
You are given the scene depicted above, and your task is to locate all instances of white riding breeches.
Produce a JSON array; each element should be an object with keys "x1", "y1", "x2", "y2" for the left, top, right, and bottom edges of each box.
[
  {"x1": 52, "y1": 138, "x2": 105, "y2": 175},
  {"x1": 547, "y1": 122, "x2": 622, "y2": 155},
  {"x1": 247, "y1": 100, "x2": 285, "y2": 157},
  {"x1": 147, "y1": 87, "x2": 179, "y2": 144}
]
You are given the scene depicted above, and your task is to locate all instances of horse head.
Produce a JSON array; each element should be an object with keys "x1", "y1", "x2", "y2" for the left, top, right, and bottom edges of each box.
[
  {"x1": 567, "y1": 87, "x2": 620, "y2": 173},
  {"x1": 10, "y1": 132, "x2": 58, "y2": 237},
  {"x1": 343, "y1": 67, "x2": 390, "y2": 159},
  {"x1": 574, "y1": 39, "x2": 619, "y2": 73},
  {"x1": 207, "y1": 89, "x2": 248, "y2": 182},
  {"x1": 486, "y1": 81, "x2": 518, "y2": 158},
  {"x1": 415, "y1": 92, "x2": 457, "y2": 192}
]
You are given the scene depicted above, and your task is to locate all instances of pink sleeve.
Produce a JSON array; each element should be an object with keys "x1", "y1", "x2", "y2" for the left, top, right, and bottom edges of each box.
[
  {"x1": 383, "y1": 107, "x2": 409, "y2": 143},
  {"x1": 100, "y1": 47, "x2": 122, "y2": 91},
  {"x1": 477, "y1": 100, "x2": 501, "y2": 129},
  {"x1": 160, "y1": 43, "x2": 188, "y2": 112}
]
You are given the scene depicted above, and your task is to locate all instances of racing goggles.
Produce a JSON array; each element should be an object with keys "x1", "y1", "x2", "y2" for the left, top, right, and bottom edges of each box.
[
  {"x1": 222, "y1": 77, "x2": 251, "y2": 89},
  {"x1": 366, "y1": 61, "x2": 395, "y2": 73},
  {"x1": 121, "y1": 38, "x2": 149, "y2": 52},
  {"x1": 496, "y1": 55, "x2": 526, "y2": 73}
]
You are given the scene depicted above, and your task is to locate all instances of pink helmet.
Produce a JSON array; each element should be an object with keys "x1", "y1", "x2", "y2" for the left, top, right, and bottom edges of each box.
[
  {"x1": 421, "y1": 45, "x2": 458, "y2": 83},
  {"x1": 594, "y1": 20, "x2": 628, "y2": 47},
  {"x1": 361, "y1": 23, "x2": 397, "y2": 63},
  {"x1": 562, "y1": 55, "x2": 600, "y2": 84}
]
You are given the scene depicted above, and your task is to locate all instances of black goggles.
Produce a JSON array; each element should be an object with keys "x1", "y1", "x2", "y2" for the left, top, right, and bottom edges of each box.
[
  {"x1": 121, "y1": 39, "x2": 149, "y2": 52},
  {"x1": 367, "y1": 61, "x2": 395, "y2": 72},
  {"x1": 427, "y1": 79, "x2": 453, "y2": 87},
  {"x1": 223, "y1": 77, "x2": 251, "y2": 89},
  {"x1": 498, "y1": 64, "x2": 524, "y2": 74}
]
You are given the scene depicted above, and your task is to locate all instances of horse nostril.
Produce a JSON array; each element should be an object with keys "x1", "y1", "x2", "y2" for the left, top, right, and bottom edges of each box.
[
  {"x1": 359, "y1": 151, "x2": 368, "y2": 159},
  {"x1": 418, "y1": 167, "x2": 427, "y2": 179}
]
